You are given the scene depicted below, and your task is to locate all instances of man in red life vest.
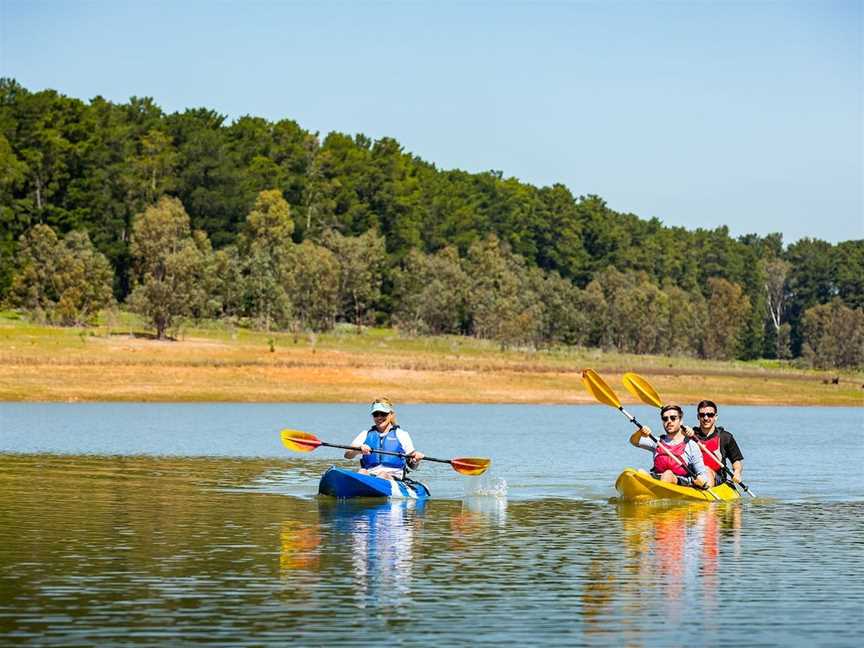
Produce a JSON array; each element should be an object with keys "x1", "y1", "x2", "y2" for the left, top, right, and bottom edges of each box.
[
  {"x1": 684, "y1": 400, "x2": 744, "y2": 487},
  {"x1": 629, "y1": 404, "x2": 710, "y2": 488}
]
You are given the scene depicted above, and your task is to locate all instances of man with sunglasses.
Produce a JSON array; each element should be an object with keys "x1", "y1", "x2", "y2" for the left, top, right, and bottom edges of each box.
[
  {"x1": 629, "y1": 404, "x2": 710, "y2": 488},
  {"x1": 685, "y1": 400, "x2": 744, "y2": 487},
  {"x1": 344, "y1": 398, "x2": 424, "y2": 479}
]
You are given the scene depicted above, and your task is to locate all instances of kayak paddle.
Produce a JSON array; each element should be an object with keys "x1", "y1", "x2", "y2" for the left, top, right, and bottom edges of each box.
[
  {"x1": 622, "y1": 372, "x2": 756, "y2": 498},
  {"x1": 581, "y1": 369, "x2": 719, "y2": 500},
  {"x1": 279, "y1": 429, "x2": 491, "y2": 476}
]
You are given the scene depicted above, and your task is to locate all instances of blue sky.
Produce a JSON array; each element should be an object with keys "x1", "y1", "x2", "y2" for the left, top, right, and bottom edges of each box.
[{"x1": 1, "y1": 0, "x2": 861, "y2": 245}]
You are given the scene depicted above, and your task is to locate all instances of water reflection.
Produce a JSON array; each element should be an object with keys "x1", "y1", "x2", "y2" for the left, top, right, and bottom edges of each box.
[
  {"x1": 446, "y1": 496, "x2": 508, "y2": 561},
  {"x1": 463, "y1": 494, "x2": 508, "y2": 521},
  {"x1": 322, "y1": 499, "x2": 426, "y2": 608},
  {"x1": 2, "y1": 452, "x2": 861, "y2": 646},
  {"x1": 277, "y1": 494, "x2": 511, "y2": 614},
  {"x1": 617, "y1": 503, "x2": 742, "y2": 607},
  {"x1": 280, "y1": 522, "x2": 320, "y2": 570},
  {"x1": 576, "y1": 503, "x2": 744, "y2": 644}
]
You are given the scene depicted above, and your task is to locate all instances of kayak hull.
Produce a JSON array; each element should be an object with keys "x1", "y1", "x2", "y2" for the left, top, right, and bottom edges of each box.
[
  {"x1": 615, "y1": 468, "x2": 740, "y2": 502},
  {"x1": 318, "y1": 467, "x2": 430, "y2": 500}
]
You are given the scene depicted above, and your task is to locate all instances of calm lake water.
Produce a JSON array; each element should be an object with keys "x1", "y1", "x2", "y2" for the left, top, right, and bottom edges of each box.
[{"x1": 1, "y1": 403, "x2": 862, "y2": 646}]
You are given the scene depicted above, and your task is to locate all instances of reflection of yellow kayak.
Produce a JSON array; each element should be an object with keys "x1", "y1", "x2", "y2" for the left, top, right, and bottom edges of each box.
[{"x1": 615, "y1": 468, "x2": 740, "y2": 502}]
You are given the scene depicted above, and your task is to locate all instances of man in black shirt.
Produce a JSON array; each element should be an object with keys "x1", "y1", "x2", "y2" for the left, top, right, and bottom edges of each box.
[{"x1": 686, "y1": 400, "x2": 744, "y2": 487}]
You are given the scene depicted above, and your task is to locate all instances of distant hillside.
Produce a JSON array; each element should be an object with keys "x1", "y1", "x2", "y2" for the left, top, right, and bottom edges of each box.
[{"x1": 1, "y1": 79, "x2": 862, "y2": 367}]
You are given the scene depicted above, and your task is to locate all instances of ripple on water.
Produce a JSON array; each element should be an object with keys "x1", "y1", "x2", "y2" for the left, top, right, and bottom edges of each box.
[{"x1": 1, "y1": 453, "x2": 862, "y2": 646}]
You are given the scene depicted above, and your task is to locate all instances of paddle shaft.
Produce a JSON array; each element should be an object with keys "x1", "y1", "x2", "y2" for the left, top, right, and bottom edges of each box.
[
  {"x1": 691, "y1": 437, "x2": 755, "y2": 497},
  {"x1": 318, "y1": 441, "x2": 453, "y2": 467},
  {"x1": 617, "y1": 405, "x2": 718, "y2": 499}
]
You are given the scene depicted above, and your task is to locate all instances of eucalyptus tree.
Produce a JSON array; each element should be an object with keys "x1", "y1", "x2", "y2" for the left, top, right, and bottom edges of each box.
[
  {"x1": 525, "y1": 267, "x2": 587, "y2": 348},
  {"x1": 763, "y1": 258, "x2": 792, "y2": 359},
  {"x1": 699, "y1": 277, "x2": 751, "y2": 360},
  {"x1": 321, "y1": 228, "x2": 385, "y2": 332},
  {"x1": 801, "y1": 299, "x2": 864, "y2": 369},
  {"x1": 588, "y1": 268, "x2": 670, "y2": 355},
  {"x1": 392, "y1": 247, "x2": 469, "y2": 336},
  {"x1": 10, "y1": 223, "x2": 63, "y2": 319},
  {"x1": 127, "y1": 196, "x2": 211, "y2": 339},
  {"x1": 666, "y1": 283, "x2": 707, "y2": 356},
  {"x1": 622, "y1": 279, "x2": 669, "y2": 355},
  {"x1": 10, "y1": 224, "x2": 114, "y2": 325},
  {"x1": 51, "y1": 230, "x2": 116, "y2": 325},
  {"x1": 576, "y1": 279, "x2": 610, "y2": 349},
  {"x1": 236, "y1": 189, "x2": 295, "y2": 330},
  {"x1": 462, "y1": 234, "x2": 542, "y2": 348},
  {"x1": 582, "y1": 266, "x2": 628, "y2": 351},
  {"x1": 207, "y1": 246, "x2": 245, "y2": 321},
  {"x1": 286, "y1": 241, "x2": 340, "y2": 332}
]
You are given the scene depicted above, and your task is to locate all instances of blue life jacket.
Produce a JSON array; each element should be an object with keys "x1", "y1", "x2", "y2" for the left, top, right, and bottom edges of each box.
[{"x1": 360, "y1": 426, "x2": 406, "y2": 470}]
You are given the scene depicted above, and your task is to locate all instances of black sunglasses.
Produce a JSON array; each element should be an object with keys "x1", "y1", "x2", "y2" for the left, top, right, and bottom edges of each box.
[
  {"x1": 661, "y1": 415, "x2": 679, "y2": 422},
  {"x1": 698, "y1": 412, "x2": 716, "y2": 419}
]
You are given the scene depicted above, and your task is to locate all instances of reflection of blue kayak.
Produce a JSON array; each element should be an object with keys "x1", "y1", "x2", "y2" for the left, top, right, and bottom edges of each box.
[{"x1": 318, "y1": 467, "x2": 430, "y2": 499}]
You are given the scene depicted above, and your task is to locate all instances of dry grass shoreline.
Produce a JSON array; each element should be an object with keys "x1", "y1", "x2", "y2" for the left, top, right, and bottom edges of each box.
[{"x1": 1, "y1": 314, "x2": 862, "y2": 406}]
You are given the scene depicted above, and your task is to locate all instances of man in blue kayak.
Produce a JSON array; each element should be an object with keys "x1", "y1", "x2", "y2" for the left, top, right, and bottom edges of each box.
[
  {"x1": 684, "y1": 400, "x2": 744, "y2": 487},
  {"x1": 344, "y1": 398, "x2": 424, "y2": 479},
  {"x1": 629, "y1": 404, "x2": 710, "y2": 488}
]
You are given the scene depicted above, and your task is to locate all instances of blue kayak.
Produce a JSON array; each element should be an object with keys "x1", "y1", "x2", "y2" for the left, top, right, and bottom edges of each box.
[{"x1": 318, "y1": 467, "x2": 430, "y2": 499}]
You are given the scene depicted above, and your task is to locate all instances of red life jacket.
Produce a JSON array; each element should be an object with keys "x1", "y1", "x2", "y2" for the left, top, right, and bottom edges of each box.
[
  {"x1": 699, "y1": 433, "x2": 724, "y2": 472},
  {"x1": 653, "y1": 439, "x2": 689, "y2": 476}
]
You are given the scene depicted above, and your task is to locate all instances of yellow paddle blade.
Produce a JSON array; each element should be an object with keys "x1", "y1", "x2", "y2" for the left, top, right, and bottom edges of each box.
[
  {"x1": 450, "y1": 457, "x2": 491, "y2": 476},
  {"x1": 622, "y1": 372, "x2": 662, "y2": 408},
  {"x1": 279, "y1": 429, "x2": 323, "y2": 453},
  {"x1": 581, "y1": 369, "x2": 622, "y2": 409}
]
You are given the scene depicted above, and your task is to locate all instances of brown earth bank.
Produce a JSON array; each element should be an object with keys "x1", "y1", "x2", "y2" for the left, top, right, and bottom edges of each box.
[{"x1": 1, "y1": 325, "x2": 862, "y2": 406}]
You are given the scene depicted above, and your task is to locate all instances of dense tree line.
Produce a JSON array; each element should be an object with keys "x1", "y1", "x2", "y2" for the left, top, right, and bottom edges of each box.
[{"x1": 1, "y1": 80, "x2": 862, "y2": 367}]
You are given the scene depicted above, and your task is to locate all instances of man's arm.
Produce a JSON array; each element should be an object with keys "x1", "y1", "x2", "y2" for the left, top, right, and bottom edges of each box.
[
  {"x1": 722, "y1": 431, "x2": 744, "y2": 481},
  {"x1": 686, "y1": 441, "x2": 710, "y2": 488},
  {"x1": 629, "y1": 427, "x2": 656, "y2": 449}
]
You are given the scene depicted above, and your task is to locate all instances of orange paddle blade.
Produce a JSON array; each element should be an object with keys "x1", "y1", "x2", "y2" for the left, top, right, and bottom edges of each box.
[
  {"x1": 450, "y1": 457, "x2": 491, "y2": 476},
  {"x1": 581, "y1": 369, "x2": 622, "y2": 409},
  {"x1": 280, "y1": 429, "x2": 323, "y2": 453},
  {"x1": 622, "y1": 372, "x2": 662, "y2": 408}
]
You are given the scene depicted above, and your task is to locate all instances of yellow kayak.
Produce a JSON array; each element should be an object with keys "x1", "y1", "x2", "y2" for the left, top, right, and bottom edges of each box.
[{"x1": 615, "y1": 468, "x2": 740, "y2": 502}]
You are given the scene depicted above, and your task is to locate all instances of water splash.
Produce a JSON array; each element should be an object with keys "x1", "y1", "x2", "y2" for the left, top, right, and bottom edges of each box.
[{"x1": 463, "y1": 475, "x2": 508, "y2": 498}]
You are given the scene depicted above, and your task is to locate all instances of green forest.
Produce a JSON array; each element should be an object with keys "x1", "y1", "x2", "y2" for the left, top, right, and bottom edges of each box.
[{"x1": 1, "y1": 79, "x2": 862, "y2": 369}]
